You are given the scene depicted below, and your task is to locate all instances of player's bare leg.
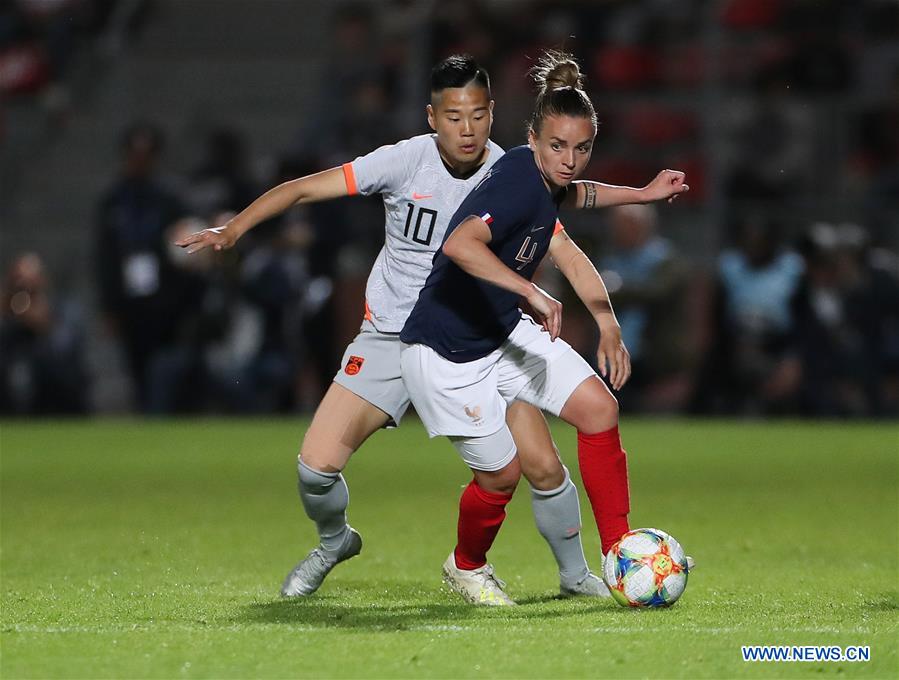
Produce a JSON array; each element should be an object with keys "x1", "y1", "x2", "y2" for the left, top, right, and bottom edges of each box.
[
  {"x1": 281, "y1": 383, "x2": 390, "y2": 597},
  {"x1": 507, "y1": 401, "x2": 609, "y2": 598}
]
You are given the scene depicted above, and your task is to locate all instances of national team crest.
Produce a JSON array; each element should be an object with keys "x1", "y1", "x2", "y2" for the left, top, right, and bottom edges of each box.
[{"x1": 345, "y1": 355, "x2": 365, "y2": 376}]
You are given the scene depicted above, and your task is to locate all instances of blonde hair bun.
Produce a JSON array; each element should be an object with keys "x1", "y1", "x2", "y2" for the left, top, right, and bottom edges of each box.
[{"x1": 532, "y1": 50, "x2": 584, "y2": 93}]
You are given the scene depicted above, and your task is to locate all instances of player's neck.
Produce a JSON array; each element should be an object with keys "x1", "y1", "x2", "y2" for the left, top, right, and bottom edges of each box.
[{"x1": 436, "y1": 143, "x2": 489, "y2": 180}]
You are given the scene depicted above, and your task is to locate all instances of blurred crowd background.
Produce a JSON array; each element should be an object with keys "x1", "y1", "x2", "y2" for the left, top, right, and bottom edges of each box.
[{"x1": 2, "y1": 0, "x2": 898, "y2": 418}]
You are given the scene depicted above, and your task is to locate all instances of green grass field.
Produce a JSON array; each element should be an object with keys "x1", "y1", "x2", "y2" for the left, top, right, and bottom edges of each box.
[{"x1": 1, "y1": 418, "x2": 897, "y2": 678}]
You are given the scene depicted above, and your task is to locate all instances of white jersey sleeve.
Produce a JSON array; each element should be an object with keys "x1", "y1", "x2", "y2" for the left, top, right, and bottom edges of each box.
[
  {"x1": 343, "y1": 138, "x2": 424, "y2": 198},
  {"x1": 342, "y1": 134, "x2": 504, "y2": 333}
]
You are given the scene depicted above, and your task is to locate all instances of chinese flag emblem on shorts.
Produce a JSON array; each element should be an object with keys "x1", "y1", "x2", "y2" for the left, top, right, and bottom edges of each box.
[{"x1": 345, "y1": 355, "x2": 364, "y2": 375}]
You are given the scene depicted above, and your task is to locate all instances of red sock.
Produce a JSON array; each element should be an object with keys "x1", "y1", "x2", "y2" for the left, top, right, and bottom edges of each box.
[
  {"x1": 453, "y1": 480, "x2": 513, "y2": 570},
  {"x1": 577, "y1": 426, "x2": 630, "y2": 555}
]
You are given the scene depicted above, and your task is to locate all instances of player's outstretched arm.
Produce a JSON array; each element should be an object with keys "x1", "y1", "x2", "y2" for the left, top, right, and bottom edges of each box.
[
  {"x1": 175, "y1": 167, "x2": 349, "y2": 253},
  {"x1": 443, "y1": 217, "x2": 563, "y2": 340},
  {"x1": 563, "y1": 169, "x2": 689, "y2": 211},
  {"x1": 548, "y1": 229, "x2": 631, "y2": 390}
]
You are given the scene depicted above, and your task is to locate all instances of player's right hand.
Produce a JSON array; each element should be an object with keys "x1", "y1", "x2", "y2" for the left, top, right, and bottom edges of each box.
[
  {"x1": 596, "y1": 319, "x2": 631, "y2": 390},
  {"x1": 174, "y1": 225, "x2": 237, "y2": 254},
  {"x1": 525, "y1": 284, "x2": 562, "y2": 341}
]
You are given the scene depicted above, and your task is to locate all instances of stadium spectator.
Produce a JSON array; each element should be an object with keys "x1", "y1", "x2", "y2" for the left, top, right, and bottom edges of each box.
[
  {"x1": 137, "y1": 216, "x2": 235, "y2": 414},
  {"x1": 694, "y1": 215, "x2": 804, "y2": 414},
  {"x1": 0, "y1": 1, "x2": 87, "y2": 98},
  {"x1": 284, "y1": 4, "x2": 405, "y2": 358},
  {"x1": 0, "y1": 252, "x2": 90, "y2": 415},
  {"x1": 597, "y1": 204, "x2": 697, "y2": 412},
  {"x1": 149, "y1": 213, "x2": 311, "y2": 414},
  {"x1": 724, "y1": 70, "x2": 814, "y2": 203},
  {"x1": 790, "y1": 223, "x2": 899, "y2": 417},
  {"x1": 5, "y1": 0, "x2": 896, "y2": 420},
  {"x1": 235, "y1": 216, "x2": 311, "y2": 412},
  {"x1": 187, "y1": 127, "x2": 258, "y2": 218},
  {"x1": 297, "y1": 2, "x2": 399, "y2": 163},
  {"x1": 855, "y1": 65, "x2": 899, "y2": 252},
  {"x1": 265, "y1": 155, "x2": 344, "y2": 404},
  {"x1": 95, "y1": 121, "x2": 188, "y2": 411},
  {"x1": 0, "y1": 0, "x2": 131, "y2": 115},
  {"x1": 773, "y1": 1, "x2": 854, "y2": 94}
]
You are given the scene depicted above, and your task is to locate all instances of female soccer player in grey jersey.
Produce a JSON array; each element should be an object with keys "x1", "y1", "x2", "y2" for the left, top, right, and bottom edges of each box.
[{"x1": 177, "y1": 55, "x2": 686, "y2": 604}]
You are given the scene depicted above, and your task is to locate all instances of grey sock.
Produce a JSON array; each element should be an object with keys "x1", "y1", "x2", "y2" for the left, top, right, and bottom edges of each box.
[
  {"x1": 530, "y1": 467, "x2": 590, "y2": 587},
  {"x1": 298, "y1": 459, "x2": 349, "y2": 554}
]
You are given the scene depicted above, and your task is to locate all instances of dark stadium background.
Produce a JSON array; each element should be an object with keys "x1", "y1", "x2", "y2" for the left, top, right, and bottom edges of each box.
[
  {"x1": 3, "y1": 0, "x2": 898, "y2": 419},
  {"x1": 2, "y1": 5, "x2": 898, "y2": 677}
]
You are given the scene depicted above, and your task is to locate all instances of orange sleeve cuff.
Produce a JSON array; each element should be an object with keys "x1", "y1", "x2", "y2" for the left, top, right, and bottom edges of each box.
[{"x1": 342, "y1": 163, "x2": 358, "y2": 196}]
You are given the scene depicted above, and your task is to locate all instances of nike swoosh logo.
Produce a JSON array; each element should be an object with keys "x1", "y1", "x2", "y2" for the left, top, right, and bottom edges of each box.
[
  {"x1": 412, "y1": 192, "x2": 433, "y2": 200},
  {"x1": 530, "y1": 225, "x2": 545, "y2": 232}
]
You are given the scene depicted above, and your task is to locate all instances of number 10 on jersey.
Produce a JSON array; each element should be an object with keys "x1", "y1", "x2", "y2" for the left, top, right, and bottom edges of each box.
[{"x1": 403, "y1": 203, "x2": 438, "y2": 245}]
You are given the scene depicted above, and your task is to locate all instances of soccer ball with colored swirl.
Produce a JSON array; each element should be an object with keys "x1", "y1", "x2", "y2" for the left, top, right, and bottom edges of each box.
[{"x1": 602, "y1": 528, "x2": 690, "y2": 608}]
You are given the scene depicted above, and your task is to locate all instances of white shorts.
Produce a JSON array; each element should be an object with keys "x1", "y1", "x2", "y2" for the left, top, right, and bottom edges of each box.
[
  {"x1": 332, "y1": 321, "x2": 411, "y2": 426},
  {"x1": 401, "y1": 315, "x2": 596, "y2": 443}
]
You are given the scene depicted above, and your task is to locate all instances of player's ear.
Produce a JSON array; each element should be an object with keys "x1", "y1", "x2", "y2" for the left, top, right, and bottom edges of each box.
[
  {"x1": 527, "y1": 127, "x2": 537, "y2": 151},
  {"x1": 489, "y1": 99, "x2": 495, "y2": 122},
  {"x1": 426, "y1": 103, "x2": 437, "y2": 132}
]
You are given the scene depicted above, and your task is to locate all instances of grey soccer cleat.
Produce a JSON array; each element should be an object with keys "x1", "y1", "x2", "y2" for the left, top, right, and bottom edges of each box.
[
  {"x1": 280, "y1": 527, "x2": 362, "y2": 597},
  {"x1": 560, "y1": 571, "x2": 612, "y2": 598}
]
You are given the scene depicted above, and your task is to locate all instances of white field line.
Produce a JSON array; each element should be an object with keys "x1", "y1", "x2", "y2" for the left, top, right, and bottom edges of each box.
[{"x1": 2, "y1": 623, "x2": 881, "y2": 635}]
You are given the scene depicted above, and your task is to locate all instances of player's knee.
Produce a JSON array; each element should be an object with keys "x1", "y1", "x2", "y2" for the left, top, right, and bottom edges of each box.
[
  {"x1": 488, "y1": 478, "x2": 519, "y2": 496},
  {"x1": 498, "y1": 457, "x2": 522, "y2": 492},
  {"x1": 530, "y1": 464, "x2": 572, "y2": 497},
  {"x1": 599, "y1": 389, "x2": 619, "y2": 422},
  {"x1": 479, "y1": 459, "x2": 521, "y2": 495},
  {"x1": 580, "y1": 384, "x2": 619, "y2": 434},
  {"x1": 299, "y1": 433, "x2": 346, "y2": 473},
  {"x1": 522, "y1": 452, "x2": 565, "y2": 491}
]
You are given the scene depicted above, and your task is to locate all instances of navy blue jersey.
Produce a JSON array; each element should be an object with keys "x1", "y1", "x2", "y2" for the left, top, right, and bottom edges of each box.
[{"x1": 401, "y1": 146, "x2": 567, "y2": 362}]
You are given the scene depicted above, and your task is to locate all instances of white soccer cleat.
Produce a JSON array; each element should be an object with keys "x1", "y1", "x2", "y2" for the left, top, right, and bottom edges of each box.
[
  {"x1": 442, "y1": 553, "x2": 516, "y2": 606},
  {"x1": 280, "y1": 527, "x2": 362, "y2": 597},
  {"x1": 560, "y1": 571, "x2": 612, "y2": 598}
]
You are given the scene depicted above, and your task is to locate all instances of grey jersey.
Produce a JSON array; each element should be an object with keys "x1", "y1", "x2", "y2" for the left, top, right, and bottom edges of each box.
[{"x1": 344, "y1": 134, "x2": 504, "y2": 333}]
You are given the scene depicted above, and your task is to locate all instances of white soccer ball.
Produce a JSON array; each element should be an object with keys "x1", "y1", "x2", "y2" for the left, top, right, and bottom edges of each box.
[{"x1": 602, "y1": 528, "x2": 690, "y2": 607}]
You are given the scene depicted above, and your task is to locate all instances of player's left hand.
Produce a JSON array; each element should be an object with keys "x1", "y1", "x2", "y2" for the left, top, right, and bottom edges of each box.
[
  {"x1": 597, "y1": 319, "x2": 631, "y2": 390},
  {"x1": 644, "y1": 169, "x2": 689, "y2": 204}
]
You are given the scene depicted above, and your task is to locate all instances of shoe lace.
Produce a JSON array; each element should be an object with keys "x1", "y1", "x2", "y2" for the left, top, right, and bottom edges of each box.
[
  {"x1": 298, "y1": 548, "x2": 331, "y2": 575},
  {"x1": 578, "y1": 572, "x2": 600, "y2": 586},
  {"x1": 480, "y1": 564, "x2": 507, "y2": 591}
]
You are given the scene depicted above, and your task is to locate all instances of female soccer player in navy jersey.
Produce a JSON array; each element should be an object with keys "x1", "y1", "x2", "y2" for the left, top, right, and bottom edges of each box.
[
  {"x1": 178, "y1": 54, "x2": 686, "y2": 605},
  {"x1": 400, "y1": 50, "x2": 689, "y2": 605}
]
